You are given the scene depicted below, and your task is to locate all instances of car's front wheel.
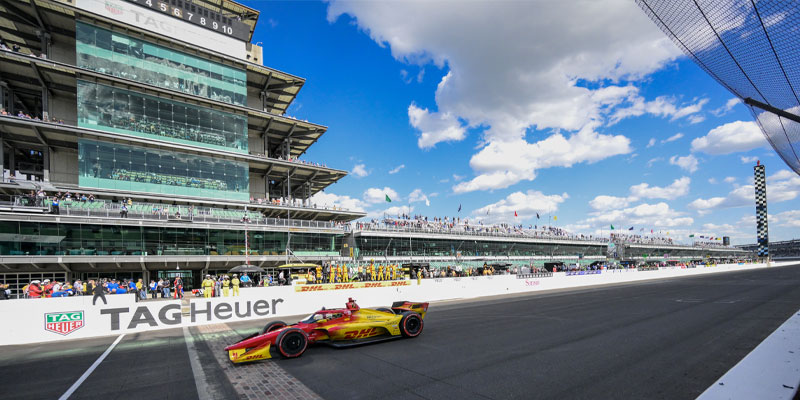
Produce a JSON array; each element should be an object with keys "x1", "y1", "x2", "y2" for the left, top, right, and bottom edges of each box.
[
  {"x1": 399, "y1": 312, "x2": 423, "y2": 338},
  {"x1": 276, "y1": 328, "x2": 308, "y2": 358},
  {"x1": 262, "y1": 320, "x2": 287, "y2": 334}
]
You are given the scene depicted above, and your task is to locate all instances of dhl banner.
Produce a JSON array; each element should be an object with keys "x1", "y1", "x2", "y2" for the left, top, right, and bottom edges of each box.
[{"x1": 295, "y1": 280, "x2": 411, "y2": 292}]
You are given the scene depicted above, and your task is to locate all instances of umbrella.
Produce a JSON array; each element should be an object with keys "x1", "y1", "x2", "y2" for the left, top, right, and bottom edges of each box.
[{"x1": 229, "y1": 264, "x2": 266, "y2": 273}]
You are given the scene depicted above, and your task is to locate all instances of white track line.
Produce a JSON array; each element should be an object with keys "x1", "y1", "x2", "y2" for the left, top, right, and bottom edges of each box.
[
  {"x1": 183, "y1": 326, "x2": 212, "y2": 400},
  {"x1": 59, "y1": 334, "x2": 126, "y2": 400}
]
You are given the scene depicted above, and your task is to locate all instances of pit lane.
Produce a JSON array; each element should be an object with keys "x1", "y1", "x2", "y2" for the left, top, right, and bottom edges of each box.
[{"x1": 2, "y1": 263, "x2": 799, "y2": 399}]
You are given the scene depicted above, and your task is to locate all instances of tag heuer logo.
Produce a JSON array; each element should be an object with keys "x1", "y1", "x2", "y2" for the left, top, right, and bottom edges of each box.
[
  {"x1": 45, "y1": 311, "x2": 85, "y2": 335},
  {"x1": 105, "y1": 1, "x2": 123, "y2": 15}
]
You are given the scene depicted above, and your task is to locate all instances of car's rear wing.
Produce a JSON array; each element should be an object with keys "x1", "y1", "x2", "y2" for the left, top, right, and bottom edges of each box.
[{"x1": 391, "y1": 301, "x2": 429, "y2": 318}]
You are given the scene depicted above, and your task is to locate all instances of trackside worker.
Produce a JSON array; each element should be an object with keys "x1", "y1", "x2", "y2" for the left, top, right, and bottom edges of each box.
[
  {"x1": 202, "y1": 275, "x2": 214, "y2": 298},
  {"x1": 370, "y1": 263, "x2": 376, "y2": 281},
  {"x1": 391, "y1": 264, "x2": 398, "y2": 280},
  {"x1": 316, "y1": 265, "x2": 322, "y2": 283},
  {"x1": 222, "y1": 275, "x2": 230, "y2": 297},
  {"x1": 330, "y1": 264, "x2": 336, "y2": 283},
  {"x1": 231, "y1": 274, "x2": 240, "y2": 296},
  {"x1": 357, "y1": 264, "x2": 363, "y2": 281},
  {"x1": 343, "y1": 264, "x2": 349, "y2": 282}
]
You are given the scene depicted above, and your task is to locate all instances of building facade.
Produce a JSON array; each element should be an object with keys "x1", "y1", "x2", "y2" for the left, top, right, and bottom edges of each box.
[{"x1": 0, "y1": 0, "x2": 364, "y2": 293}]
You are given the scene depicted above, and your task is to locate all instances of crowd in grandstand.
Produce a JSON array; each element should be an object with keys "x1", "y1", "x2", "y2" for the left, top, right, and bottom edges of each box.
[
  {"x1": 610, "y1": 233, "x2": 675, "y2": 245},
  {"x1": 355, "y1": 215, "x2": 607, "y2": 242},
  {"x1": 0, "y1": 108, "x2": 66, "y2": 124}
]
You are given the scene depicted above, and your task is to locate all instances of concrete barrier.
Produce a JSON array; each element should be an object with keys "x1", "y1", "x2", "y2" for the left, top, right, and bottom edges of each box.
[{"x1": 1, "y1": 262, "x2": 792, "y2": 346}]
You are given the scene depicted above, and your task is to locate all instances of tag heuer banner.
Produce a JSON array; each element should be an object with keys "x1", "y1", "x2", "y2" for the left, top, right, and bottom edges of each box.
[{"x1": 45, "y1": 311, "x2": 85, "y2": 335}]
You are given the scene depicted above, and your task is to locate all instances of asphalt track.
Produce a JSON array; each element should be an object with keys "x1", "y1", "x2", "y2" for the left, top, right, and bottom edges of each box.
[{"x1": 2, "y1": 264, "x2": 800, "y2": 400}]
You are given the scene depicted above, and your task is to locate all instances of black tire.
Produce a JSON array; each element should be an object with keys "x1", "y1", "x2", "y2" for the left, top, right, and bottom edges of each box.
[
  {"x1": 399, "y1": 311, "x2": 423, "y2": 338},
  {"x1": 276, "y1": 328, "x2": 308, "y2": 358},
  {"x1": 262, "y1": 320, "x2": 287, "y2": 334},
  {"x1": 375, "y1": 307, "x2": 394, "y2": 314}
]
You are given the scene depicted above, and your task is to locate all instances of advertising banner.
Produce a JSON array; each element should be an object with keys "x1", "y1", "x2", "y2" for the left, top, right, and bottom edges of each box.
[
  {"x1": 75, "y1": 0, "x2": 247, "y2": 60},
  {"x1": 295, "y1": 280, "x2": 411, "y2": 292}
]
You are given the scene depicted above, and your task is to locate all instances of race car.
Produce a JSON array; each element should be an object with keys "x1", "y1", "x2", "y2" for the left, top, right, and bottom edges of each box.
[{"x1": 225, "y1": 298, "x2": 428, "y2": 363}]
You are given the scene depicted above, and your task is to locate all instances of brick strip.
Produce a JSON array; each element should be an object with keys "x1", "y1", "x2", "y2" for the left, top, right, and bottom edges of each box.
[{"x1": 194, "y1": 323, "x2": 321, "y2": 400}]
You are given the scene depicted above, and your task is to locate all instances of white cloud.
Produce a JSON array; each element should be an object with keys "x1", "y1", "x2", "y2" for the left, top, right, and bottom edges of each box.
[
  {"x1": 711, "y1": 97, "x2": 741, "y2": 116},
  {"x1": 452, "y1": 174, "x2": 464, "y2": 181},
  {"x1": 723, "y1": 176, "x2": 736, "y2": 184},
  {"x1": 688, "y1": 169, "x2": 800, "y2": 213},
  {"x1": 453, "y1": 126, "x2": 631, "y2": 193},
  {"x1": 388, "y1": 164, "x2": 405, "y2": 174},
  {"x1": 309, "y1": 192, "x2": 366, "y2": 212},
  {"x1": 740, "y1": 155, "x2": 758, "y2": 164},
  {"x1": 474, "y1": 190, "x2": 568, "y2": 223},
  {"x1": 629, "y1": 176, "x2": 691, "y2": 199},
  {"x1": 661, "y1": 133, "x2": 684, "y2": 143},
  {"x1": 584, "y1": 202, "x2": 693, "y2": 228},
  {"x1": 351, "y1": 163, "x2": 369, "y2": 178},
  {"x1": 589, "y1": 177, "x2": 690, "y2": 211},
  {"x1": 646, "y1": 157, "x2": 663, "y2": 167},
  {"x1": 773, "y1": 210, "x2": 800, "y2": 228},
  {"x1": 408, "y1": 103, "x2": 467, "y2": 149},
  {"x1": 363, "y1": 187, "x2": 399, "y2": 204},
  {"x1": 646, "y1": 138, "x2": 656, "y2": 148},
  {"x1": 708, "y1": 178, "x2": 718, "y2": 184},
  {"x1": 609, "y1": 97, "x2": 708, "y2": 125},
  {"x1": 669, "y1": 154, "x2": 699, "y2": 173},
  {"x1": 691, "y1": 121, "x2": 767, "y2": 155},
  {"x1": 408, "y1": 188, "x2": 431, "y2": 206},
  {"x1": 327, "y1": 0, "x2": 681, "y2": 192},
  {"x1": 589, "y1": 195, "x2": 631, "y2": 211}
]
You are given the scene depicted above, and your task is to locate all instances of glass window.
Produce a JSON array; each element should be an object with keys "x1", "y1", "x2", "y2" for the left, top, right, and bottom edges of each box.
[
  {"x1": 77, "y1": 80, "x2": 247, "y2": 153},
  {"x1": 76, "y1": 22, "x2": 247, "y2": 107},
  {"x1": 78, "y1": 139, "x2": 249, "y2": 201}
]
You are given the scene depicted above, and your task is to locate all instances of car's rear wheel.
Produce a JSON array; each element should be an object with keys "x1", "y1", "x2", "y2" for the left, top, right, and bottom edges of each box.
[
  {"x1": 262, "y1": 320, "x2": 287, "y2": 334},
  {"x1": 276, "y1": 328, "x2": 308, "y2": 358},
  {"x1": 375, "y1": 307, "x2": 394, "y2": 314},
  {"x1": 399, "y1": 311, "x2": 423, "y2": 338}
]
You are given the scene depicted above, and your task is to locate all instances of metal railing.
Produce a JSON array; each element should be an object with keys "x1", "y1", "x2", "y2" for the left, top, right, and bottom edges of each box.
[
  {"x1": 0, "y1": 195, "x2": 344, "y2": 230},
  {"x1": 354, "y1": 223, "x2": 608, "y2": 243}
]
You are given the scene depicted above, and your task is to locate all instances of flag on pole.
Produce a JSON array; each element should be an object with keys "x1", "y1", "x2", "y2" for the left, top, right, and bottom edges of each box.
[
  {"x1": 689, "y1": 234, "x2": 694, "y2": 237},
  {"x1": 536, "y1": 212, "x2": 540, "y2": 219},
  {"x1": 628, "y1": 226, "x2": 634, "y2": 230},
  {"x1": 553, "y1": 216, "x2": 557, "y2": 221},
  {"x1": 486, "y1": 208, "x2": 490, "y2": 215},
  {"x1": 514, "y1": 211, "x2": 518, "y2": 217},
  {"x1": 458, "y1": 204, "x2": 461, "y2": 212},
  {"x1": 610, "y1": 224, "x2": 615, "y2": 230},
  {"x1": 425, "y1": 198, "x2": 430, "y2": 206},
  {"x1": 385, "y1": 194, "x2": 392, "y2": 203}
]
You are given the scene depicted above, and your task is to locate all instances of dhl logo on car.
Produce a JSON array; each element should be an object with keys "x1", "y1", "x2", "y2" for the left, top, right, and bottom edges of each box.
[{"x1": 343, "y1": 327, "x2": 381, "y2": 339}]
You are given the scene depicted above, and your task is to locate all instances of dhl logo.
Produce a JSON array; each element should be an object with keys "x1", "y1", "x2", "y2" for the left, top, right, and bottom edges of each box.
[
  {"x1": 334, "y1": 284, "x2": 356, "y2": 289},
  {"x1": 343, "y1": 327, "x2": 380, "y2": 339},
  {"x1": 390, "y1": 281, "x2": 408, "y2": 287},
  {"x1": 299, "y1": 285, "x2": 325, "y2": 292},
  {"x1": 364, "y1": 283, "x2": 382, "y2": 288}
]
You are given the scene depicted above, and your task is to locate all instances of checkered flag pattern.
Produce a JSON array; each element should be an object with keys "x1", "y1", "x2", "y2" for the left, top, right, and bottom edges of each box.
[{"x1": 754, "y1": 165, "x2": 769, "y2": 257}]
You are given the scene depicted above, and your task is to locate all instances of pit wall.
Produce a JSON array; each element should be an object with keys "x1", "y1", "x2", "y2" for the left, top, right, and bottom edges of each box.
[{"x1": 1, "y1": 262, "x2": 792, "y2": 346}]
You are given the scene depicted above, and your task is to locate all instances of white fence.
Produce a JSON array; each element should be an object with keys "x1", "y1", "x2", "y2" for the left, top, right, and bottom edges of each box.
[{"x1": 0, "y1": 262, "x2": 791, "y2": 346}]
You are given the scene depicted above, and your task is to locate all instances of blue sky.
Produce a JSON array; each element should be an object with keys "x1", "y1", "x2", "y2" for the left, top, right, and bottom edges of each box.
[{"x1": 242, "y1": 0, "x2": 799, "y2": 245}]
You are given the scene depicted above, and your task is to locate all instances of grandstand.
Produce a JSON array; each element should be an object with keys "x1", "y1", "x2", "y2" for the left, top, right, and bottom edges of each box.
[{"x1": 0, "y1": 0, "x2": 364, "y2": 295}]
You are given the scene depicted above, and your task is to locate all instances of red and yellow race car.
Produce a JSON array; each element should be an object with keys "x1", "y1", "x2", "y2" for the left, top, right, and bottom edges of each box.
[{"x1": 225, "y1": 298, "x2": 428, "y2": 363}]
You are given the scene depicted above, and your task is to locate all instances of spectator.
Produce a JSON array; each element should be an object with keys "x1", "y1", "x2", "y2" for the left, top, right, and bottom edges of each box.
[
  {"x1": 120, "y1": 204, "x2": 128, "y2": 218},
  {"x1": 42, "y1": 279, "x2": 53, "y2": 298},
  {"x1": 174, "y1": 276, "x2": 183, "y2": 299},
  {"x1": 51, "y1": 196, "x2": 59, "y2": 215},
  {"x1": 28, "y1": 280, "x2": 42, "y2": 298},
  {"x1": 0, "y1": 283, "x2": 9, "y2": 299},
  {"x1": 162, "y1": 278, "x2": 171, "y2": 298},
  {"x1": 240, "y1": 273, "x2": 251, "y2": 287},
  {"x1": 136, "y1": 278, "x2": 146, "y2": 300},
  {"x1": 149, "y1": 279, "x2": 158, "y2": 299}
]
